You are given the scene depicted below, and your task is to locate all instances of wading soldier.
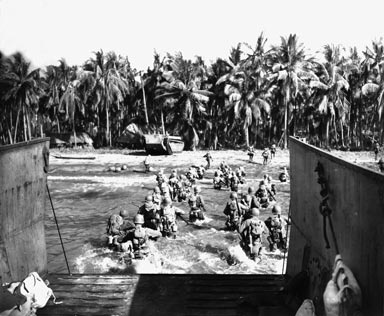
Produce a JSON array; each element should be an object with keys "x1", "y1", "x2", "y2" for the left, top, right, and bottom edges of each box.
[
  {"x1": 262, "y1": 147, "x2": 270, "y2": 165},
  {"x1": 264, "y1": 204, "x2": 289, "y2": 252},
  {"x1": 374, "y1": 142, "x2": 380, "y2": 161},
  {"x1": 137, "y1": 195, "x2": 160, "y2": 230},
  {"x1": 378, "y1": 158, "x2": 384, "y2": 173},
  {"x1": 203, "y1": 152, "x2": 213, "y2": 169},
  {"x1": 239, "y1": 208, "x2": 268, "y2": 260}
]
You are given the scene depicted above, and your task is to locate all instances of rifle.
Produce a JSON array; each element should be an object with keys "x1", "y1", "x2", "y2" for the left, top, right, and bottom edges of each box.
[
  {"x1": 235, "y1": 197, "x2": 245, "y2": 231},
  {"x1": 248, "y1": 231, "x2": 253, "y2": 254},
  {"x1": 177, "y1": 213, "x2": 190, "y2": 225},
  {"x1": 266, "y1": 188, "x2": 276, "y2": 201}
]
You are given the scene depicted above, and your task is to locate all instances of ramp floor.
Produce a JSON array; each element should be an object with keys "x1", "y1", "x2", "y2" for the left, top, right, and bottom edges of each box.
[{"x1": 37, "y1": 274, "x2": 292, "y2": 316}]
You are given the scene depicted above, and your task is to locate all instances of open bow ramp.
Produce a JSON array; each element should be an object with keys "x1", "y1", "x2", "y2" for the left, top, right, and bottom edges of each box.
[{"x1": 37, "y1": 274, "x2": 287, "y2": 316}]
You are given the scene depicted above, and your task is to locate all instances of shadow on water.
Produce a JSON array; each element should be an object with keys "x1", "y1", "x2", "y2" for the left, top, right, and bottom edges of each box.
[{"x1": 128, "y1": 275, "x2": 188, "y2": 316}]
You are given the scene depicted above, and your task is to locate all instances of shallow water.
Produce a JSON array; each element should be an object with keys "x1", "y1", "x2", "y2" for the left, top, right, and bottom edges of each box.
[{"x1": 45, "y1": 155, "x2": 290, "y2": 274}]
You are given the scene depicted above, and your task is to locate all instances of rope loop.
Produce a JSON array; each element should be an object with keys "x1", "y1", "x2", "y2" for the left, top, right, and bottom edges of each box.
[{"x1": 315, "y1": 161, "x2": 339, "y2": 253}]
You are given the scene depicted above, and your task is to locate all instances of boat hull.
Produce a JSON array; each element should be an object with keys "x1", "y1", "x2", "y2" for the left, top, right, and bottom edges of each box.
[
  {"x1": 144, "y1": 134, "x2": 184, "y2": 155},
  {"x1": 0, "y1": 138, "x2": 50, "y2": 282}
]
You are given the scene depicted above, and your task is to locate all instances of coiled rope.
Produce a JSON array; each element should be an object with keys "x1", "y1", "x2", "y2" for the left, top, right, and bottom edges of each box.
[{"x1": 315, "y1": 161, "x2": 340, "y2": 254}]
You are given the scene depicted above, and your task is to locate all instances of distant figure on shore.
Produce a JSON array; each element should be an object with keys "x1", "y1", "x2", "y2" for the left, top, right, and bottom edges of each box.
[
  {"x1": 270, "y1": 144, "x2": 277, "y2": 160},
  {"x1": 261, "y1": 148, "x2": 270, "y2": 165},
  {"x1": 378, "y1": 158, "x2": 384, "y2": 173},
  {"x1": 203, "y1": 152, "x2": 213, "y2": 169},
  {"x1": 247, "y1": 146, "x2": 255, "y2": 162},
  {"x1": 143, "y1": 155, "x2": 151, "y2": 172},
  {"x1": 374, "y1": 142, "x2": 380, "y2": 161}
]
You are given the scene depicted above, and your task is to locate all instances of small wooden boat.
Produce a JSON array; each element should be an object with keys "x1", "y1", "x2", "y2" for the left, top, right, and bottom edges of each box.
[
  {"x1": 52, "y1": 154, "x2": 96, "y2": 160},
  {"x1": 144, "y1": 134, "x2": 184, "y2": 155}
]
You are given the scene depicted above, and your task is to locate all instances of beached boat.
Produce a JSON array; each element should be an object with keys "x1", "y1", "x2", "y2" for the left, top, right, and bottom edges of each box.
[
  {"x1": 143, "y1": 134, "x2": 184, "y2": 155},
  {"x1": 1, "y1": 137, "x2": 384, "y2": 315},
  {"x1": 51, "y1": 154, "x2": 96, "y2": 160}
]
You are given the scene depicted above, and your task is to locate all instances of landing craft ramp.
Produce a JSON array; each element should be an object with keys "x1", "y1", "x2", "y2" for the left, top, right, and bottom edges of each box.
[{"x1": 37, "y1": 274, "x2": 287, "y2": 316}]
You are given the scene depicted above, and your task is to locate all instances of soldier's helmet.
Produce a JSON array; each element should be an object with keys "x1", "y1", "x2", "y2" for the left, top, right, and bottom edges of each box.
[
  {"x1": 154, "y1": 186, "x2": 161, "y2": 193},
  {"x1": 145, "y1": 195, "x2": 153, "y2": 202},
  {"x1": 194, "y1": 186, "x2": 201, "y2": 194},
  {"x1": 188, "y1": 195, "x2": 197, "y2": 204},
  {"x1": 272, "y1": 204, "x2": 282, "y2": 215},
  {"x1": 120, "y1": 209, "x2": 129, "y2": 218},
  {"x1": 230, "y1": 192, "x2": 237, "y2": 199},
  {"x1": 251, "y1": 208, "x2": 260, "y2": 217},
  {"x1": 134, "y1": 214, "x2": 144, "y2": 224},
  {"x1": 248, "y1": 186, "x2": 255, "y2": 194}
]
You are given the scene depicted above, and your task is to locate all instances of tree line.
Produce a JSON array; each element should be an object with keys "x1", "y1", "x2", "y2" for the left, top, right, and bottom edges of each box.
[{"x1": 0, "y1": 33, "x2": 383, "y2": 150}]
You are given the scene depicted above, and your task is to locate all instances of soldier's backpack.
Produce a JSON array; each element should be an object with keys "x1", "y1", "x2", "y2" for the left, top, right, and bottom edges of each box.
[
  {"x1": 249, "y1": 219, "x2": 264, "y2": 239},
  {"x1": 132, "y1": 228, "x2": 147, "y2": 250},
  {"x1": 107, "y1": 214, "x2": 123, "y2": 235}
]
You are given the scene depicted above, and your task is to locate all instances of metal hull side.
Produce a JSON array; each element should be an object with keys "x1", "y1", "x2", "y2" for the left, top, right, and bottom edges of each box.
[
  {"x1": 0, "y1": 138, "x2": 50, "y2": 283},
  {"x1": 144, "y1": 134, "x2": 184, "y2": 155},
  {"x1": 287, "y1": 137, "x2": 384, "y2": 315}
]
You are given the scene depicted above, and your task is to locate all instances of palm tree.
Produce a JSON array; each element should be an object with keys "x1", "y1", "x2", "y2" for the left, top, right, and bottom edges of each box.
[
  {"x1": 1, "y1": 52, "x2": 43, "y2": 143},
  {"x1": 268, "y1": 34, "x2": 318, "y2": 148},
  {"x1": 43, "y1": 59, "x2": 74, "y2": 133},
  {"x1": 59, "y1": 77, "x2": 83, "y2": 145},
  {"x1": 309, "y1": 45, "x2": 350, "y2": 147},
  {"x1": 84, "y1": 50, "x2": 130, "y2": 146},
  {"x1": 154, "y1": 53, "x2": 213, "y2": 150},
  {"x1": 360, "y1": 40, "x2": 384, "y2": 143}
]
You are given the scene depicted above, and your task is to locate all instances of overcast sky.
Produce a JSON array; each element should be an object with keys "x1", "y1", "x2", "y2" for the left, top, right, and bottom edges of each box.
[{"x1": 0, "y1": 0, "x2": 383, "y2": 70}]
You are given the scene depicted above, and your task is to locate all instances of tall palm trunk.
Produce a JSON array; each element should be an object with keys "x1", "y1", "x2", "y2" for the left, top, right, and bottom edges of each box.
[
  {"x1": 26, "y1": 108, "x2": 32, "y2": 140},
  {"x1": 141, "y1": 76, "x2": 149, "y2": 125},
  {"x1": 73, "y1": 121, "x2": 77, "y2": 147},
  {"x1": 333, "y1": 117, "x2": 338, "y2": 146},
  {"x1": 106, "y1": 105, "x2": 111, "y2": 147},
  {"x1": 22, "y1": 105, "x2": 27, "y2": 141},
  {"x1": 5, "y1": 120, "x2": 13, "y2": 144},
  {"x1": 57, "y1": 117, "x2": 61, "y2": 133},
  {"x1": 340, "y1": 120, "x2": 345, "y2": 147},
  {"x1": 244, "y1": 126, "x2": 249, "y2": 148},
  {"x1": 14, "y1": 106, "x2": 21, "y2": 143},
  {"x1": 161, "y1": 107, "x2": 165, "y2": 135},
  {"x1": 325, "y1": 119, "x2": 330, "y2": 148},
  {"x1": 283, "y1": 86, "x2": 290, "y2": 149}
]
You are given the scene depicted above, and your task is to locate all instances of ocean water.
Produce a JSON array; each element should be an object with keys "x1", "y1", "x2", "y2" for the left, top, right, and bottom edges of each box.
[{"x1": 45, "y1": 156, "x2": 290, "y2": 274}]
